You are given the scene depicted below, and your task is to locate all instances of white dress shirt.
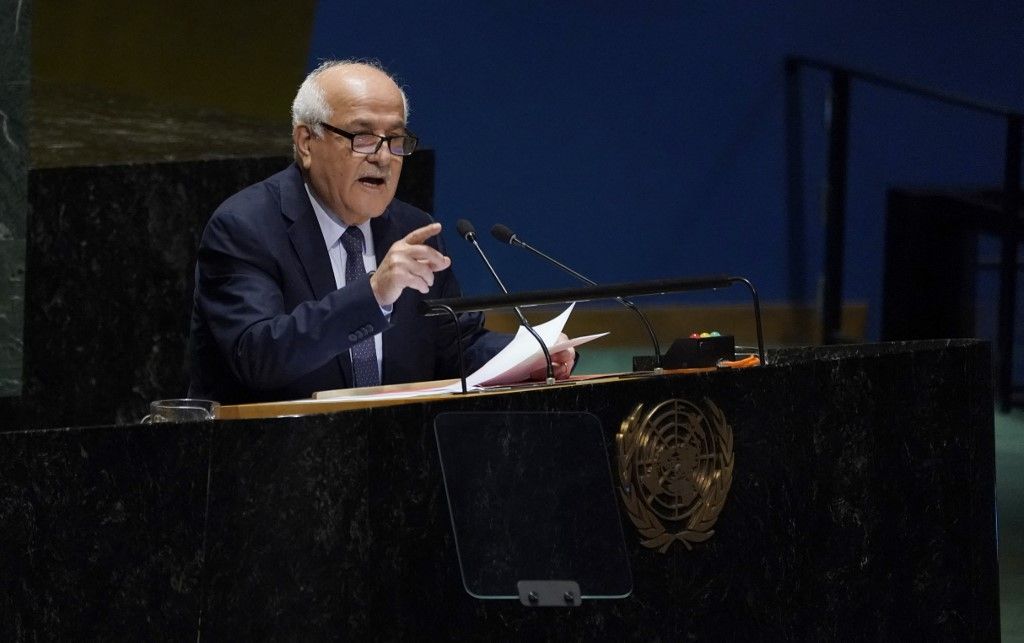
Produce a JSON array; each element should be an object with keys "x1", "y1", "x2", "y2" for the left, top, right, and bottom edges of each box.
[{"x1": 305, "y1": 184, "x2": 387, "y2": 382}]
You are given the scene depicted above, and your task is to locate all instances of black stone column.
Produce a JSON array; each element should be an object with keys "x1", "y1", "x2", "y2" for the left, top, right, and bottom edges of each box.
[{"x1": 0, "y1": 0, "x2": 31, "y2": 395}]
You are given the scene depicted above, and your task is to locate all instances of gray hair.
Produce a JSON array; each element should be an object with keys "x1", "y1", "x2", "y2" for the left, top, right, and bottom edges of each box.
[{"x1": 291, "y1": 59, "x2": 410, "y2": 139}]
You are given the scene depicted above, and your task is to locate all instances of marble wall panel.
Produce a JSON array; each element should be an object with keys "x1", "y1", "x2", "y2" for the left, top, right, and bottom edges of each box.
[
  {"x1": 0, "y1": 422, "x2": 211, "y2": 639},
  {"x1": 0, "y1": 341, "x2": 1000, "y2": 639},
  {"x1": 13, "y1": 156, "x2": 291, "y2": 430},
  {"x1": 0, "y1": 151, "x2": 433, "y2": 431},
  {"x1": 0, "y1": 0, "x2": 31, "y2": 396}
]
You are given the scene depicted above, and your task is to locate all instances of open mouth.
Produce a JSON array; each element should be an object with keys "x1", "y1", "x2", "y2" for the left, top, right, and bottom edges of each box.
[{"x1": 358, "y1": 176, "x2": 386, "y2": 187}]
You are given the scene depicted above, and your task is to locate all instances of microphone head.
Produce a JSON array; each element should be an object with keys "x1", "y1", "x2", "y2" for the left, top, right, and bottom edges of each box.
[
  {"x1": 456, "y1": 218, "x2": 477, "y2": 241},
  {"x1": 490, "y1": 223, "x2": 516, "y2": 245}
]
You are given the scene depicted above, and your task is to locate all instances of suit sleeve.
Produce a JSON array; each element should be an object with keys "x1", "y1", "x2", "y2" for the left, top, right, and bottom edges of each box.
[{"x1": 195, "y1": 206, "x2": 387, "y2": 391}]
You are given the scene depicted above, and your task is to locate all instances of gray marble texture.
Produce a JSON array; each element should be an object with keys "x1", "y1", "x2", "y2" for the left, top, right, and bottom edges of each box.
[
  {"x1": 0, "y1": 151, "x2": 434, "y2": 431},
  {"x1": 0, "y1": 340, "x2": 1000, "y2": 640},
  {"x1": 0, "y1": 0, "x2": 31, "y2": 396},
  {"x1": 28, "y1": 81, "x2": 291, "y2": 169}
]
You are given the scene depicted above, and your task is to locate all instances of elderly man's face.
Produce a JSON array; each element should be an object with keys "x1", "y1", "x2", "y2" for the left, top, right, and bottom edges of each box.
[{"x1": 295, "y1": 66, "x2": 406, "y2": 226}]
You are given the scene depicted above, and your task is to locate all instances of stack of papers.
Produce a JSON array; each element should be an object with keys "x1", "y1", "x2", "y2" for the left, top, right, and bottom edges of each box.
[
  {"x1": 313, "y1": 303, "x2": 607, "y2": 400},
  {"x1": 450, "y1": 303, "x2": 606, "y2": 388}
]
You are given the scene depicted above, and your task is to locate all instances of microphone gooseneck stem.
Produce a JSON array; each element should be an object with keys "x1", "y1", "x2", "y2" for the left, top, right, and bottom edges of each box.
[
  {"x1": 512, "y1": 236, "x2": 663, "y2": 371},
  {"x1": 461, "y1": 225, "x2": 556, "y2": 383},
  {"x1": 471, "y1": 237, "x2": 511, "y2": 294},
  {"x1": 434, "y1": 303, "x2": 467, "y2": 393}
]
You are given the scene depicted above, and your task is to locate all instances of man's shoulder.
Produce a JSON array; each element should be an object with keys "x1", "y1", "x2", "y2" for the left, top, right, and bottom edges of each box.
[
  {"x1": 208, "y1": 163, "x2": 302, "y2": 228},
  {"x1": 198, "y1": 164, "x2": 305, "y2": 253},
  {"x1": 374, "y1": 199, "x2": 440, "y2": 247},
  {"x1": 218, "y1": 164, "x2": 298, "y2": 211},
  {"x1": 384, "y1": 198, "x2": 434, "y2": 226}
]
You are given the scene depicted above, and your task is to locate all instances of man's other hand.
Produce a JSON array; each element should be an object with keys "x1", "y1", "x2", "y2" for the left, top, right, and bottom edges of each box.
[
  {"x1": 528, "y1": 333, "x2": 576, "y2": 381},
  {"x1": 370, "y1": 223, "x2": 451, "y2": 306}
]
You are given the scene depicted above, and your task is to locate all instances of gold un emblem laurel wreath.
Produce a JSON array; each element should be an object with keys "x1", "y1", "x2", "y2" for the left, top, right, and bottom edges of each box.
[{"x1": 616, "y1": 398, "x2": 734, "y2": 553}]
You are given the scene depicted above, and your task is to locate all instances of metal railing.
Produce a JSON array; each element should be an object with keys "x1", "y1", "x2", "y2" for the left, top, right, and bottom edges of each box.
[{"x1": 785, "y1": 55, "x2": 1023, "y2": 411}]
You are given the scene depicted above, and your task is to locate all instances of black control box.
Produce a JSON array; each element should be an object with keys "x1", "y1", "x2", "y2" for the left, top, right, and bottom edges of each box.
[{"x1": 633, "y1": 333, "x2": 736, "y2": 371}]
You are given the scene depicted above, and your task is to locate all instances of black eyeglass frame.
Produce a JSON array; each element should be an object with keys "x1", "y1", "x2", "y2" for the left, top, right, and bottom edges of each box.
[{"x1": 317, "y1": 121, "x2": 419, "y2": 156}]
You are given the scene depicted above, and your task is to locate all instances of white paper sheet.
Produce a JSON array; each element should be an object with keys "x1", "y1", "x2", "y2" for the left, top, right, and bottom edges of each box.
[
  {"x1": 314, "y1": 303, "x2": 608, "y2": 400},
  {"x1": 438, "y1": 303, "x2": 607, "y2": 390}
]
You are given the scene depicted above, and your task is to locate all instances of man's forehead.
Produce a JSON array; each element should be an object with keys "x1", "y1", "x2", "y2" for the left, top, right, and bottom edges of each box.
[
  {"x1": 323, "y1": 70, "x2": 405, "y2": 122},
  {"x1": 344, "y1": 116, "x2": 407, "y2": 131},
  {"x1": 322, "y1": 66, "x2": 400, "y2": 99}
]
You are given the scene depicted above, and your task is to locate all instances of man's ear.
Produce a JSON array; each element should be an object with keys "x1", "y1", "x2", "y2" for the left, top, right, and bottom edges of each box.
[{"x1": 293, "y1": 125, "x2": 314, "y2": 170}]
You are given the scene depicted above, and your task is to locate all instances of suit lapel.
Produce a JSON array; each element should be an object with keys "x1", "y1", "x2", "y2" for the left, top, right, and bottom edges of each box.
[
  {"x1": 279, "y1": 165, "x2": 353, "y2": 385},
  {"x1": 282, "y1": 171, "x2": 339, "y2": 301}
]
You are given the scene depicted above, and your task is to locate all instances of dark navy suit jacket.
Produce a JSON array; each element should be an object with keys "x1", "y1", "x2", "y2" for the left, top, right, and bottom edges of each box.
[{"x1": 188, "y1": 164, "x2": 507, "y2": 404}]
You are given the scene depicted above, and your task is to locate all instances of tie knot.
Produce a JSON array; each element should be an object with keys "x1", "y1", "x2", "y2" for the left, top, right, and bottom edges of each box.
[{"x1": 340, "y1": 226, "x2": 365, "y2": 255}]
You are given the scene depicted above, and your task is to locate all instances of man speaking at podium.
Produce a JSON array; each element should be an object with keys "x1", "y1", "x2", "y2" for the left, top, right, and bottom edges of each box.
[{"x1": 187, "y1": 60, "x2": 575, "y2": 404}]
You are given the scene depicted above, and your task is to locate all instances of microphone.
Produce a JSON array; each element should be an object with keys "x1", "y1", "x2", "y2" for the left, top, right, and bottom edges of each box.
[
  {"x1": 491, "y1": 223, "x2": 663, "y2": 371},
  {"x1": 456, "y1": 219, "x2": 556, "y2": 384}
]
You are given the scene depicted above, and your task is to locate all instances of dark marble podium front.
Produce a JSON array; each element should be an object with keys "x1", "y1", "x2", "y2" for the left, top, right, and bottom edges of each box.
[{"x1": 0, "y1": 340, "x2": 998, "y2": 641}]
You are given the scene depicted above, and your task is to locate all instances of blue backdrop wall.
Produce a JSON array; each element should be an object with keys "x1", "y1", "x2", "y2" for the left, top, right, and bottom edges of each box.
[{"x1": 307, "y1": 0, "x2": 1023, "y2": 341}]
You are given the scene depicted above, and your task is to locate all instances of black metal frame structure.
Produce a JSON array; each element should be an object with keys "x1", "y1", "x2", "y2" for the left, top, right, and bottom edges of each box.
[{"x1": 785, "y1": 55, "x2": 1023, "y2": 411}]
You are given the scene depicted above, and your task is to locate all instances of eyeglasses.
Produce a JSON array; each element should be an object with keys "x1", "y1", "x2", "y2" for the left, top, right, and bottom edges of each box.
[{"x1": 318, "y1": 122, "x2": 419, "y2": 156}]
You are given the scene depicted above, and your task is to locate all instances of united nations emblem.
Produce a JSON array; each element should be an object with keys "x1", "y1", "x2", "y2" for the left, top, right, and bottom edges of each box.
[{"x1": 616, "y1": 398, "x2": 734, "y2": 553}]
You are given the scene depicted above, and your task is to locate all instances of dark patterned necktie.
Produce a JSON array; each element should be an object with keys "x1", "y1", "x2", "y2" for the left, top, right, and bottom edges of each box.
[{"x1": 340, "y1": 226, "x2": 380, "y2": 387}]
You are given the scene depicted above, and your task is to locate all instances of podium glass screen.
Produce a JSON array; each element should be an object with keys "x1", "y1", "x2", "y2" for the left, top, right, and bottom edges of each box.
[{"x1": 434, "y1": 411, "x2": 633, "y2": 600}]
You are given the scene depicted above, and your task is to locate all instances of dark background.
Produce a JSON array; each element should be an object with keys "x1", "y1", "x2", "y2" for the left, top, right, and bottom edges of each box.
[{"x1": 2, "y1": 0, "x2": 1021, "y2": 412}]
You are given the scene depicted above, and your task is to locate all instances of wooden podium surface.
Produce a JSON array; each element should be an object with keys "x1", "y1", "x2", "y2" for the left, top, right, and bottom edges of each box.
[
  {"x1": 217, "y1": 369, "x2": 714, "y2": 420},
  {"x1": 0, "y1": 340, "x2": 999, "y2": 641}
]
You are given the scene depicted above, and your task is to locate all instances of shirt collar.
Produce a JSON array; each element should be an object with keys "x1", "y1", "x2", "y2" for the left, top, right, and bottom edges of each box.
[{"x1": 304, "y1": 183, "x2": 375, "y2": 255}]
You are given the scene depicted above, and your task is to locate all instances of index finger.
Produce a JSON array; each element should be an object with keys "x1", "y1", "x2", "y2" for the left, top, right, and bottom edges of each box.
[{"x1": 403, "y1": 222, "x2": 443, "y2": 246}]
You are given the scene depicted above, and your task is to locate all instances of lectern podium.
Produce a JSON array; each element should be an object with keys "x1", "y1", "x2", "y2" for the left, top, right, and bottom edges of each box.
[{"x1": 0, "y1": 340, "x2": 999, "y2": 641}]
